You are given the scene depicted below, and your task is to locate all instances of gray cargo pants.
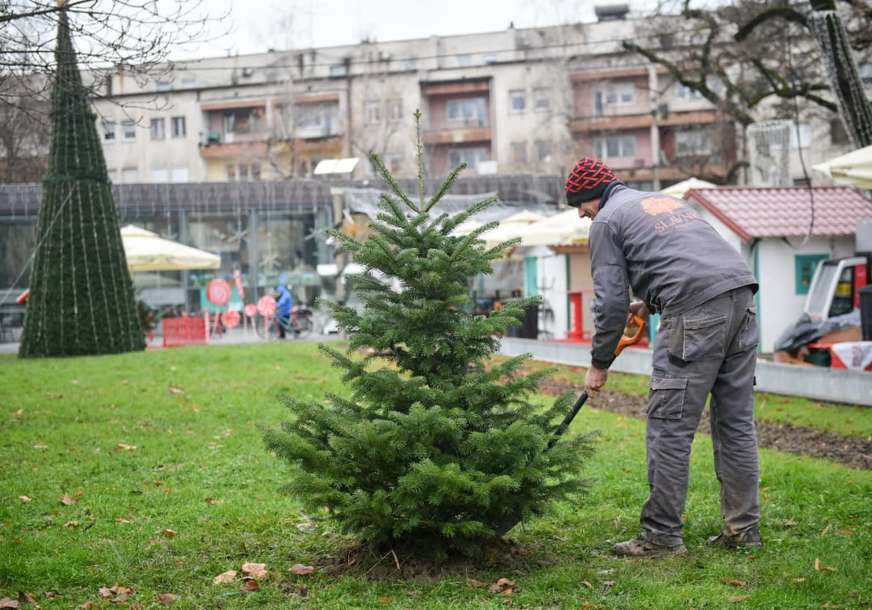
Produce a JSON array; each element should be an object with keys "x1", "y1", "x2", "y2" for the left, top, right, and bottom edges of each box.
[{"x1": 641, "y1": 286, "x2": 760, "y2": 546}]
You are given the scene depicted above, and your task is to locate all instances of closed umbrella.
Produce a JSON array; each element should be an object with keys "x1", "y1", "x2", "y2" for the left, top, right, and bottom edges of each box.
[
  {"x1": 517, "y1": 209, "x2": 590, "y2": 247},
  {"x1": 121, "y1": 225, "x2": 220, "y2": 272}
]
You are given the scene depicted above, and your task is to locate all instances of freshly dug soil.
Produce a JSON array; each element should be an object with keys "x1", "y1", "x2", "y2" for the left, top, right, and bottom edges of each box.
[
  {"x1": 316, "y1": 538, "x2": 555, "y2": 581},
  {"x1": 537, "y1": 378, "x2": 872, "y2": 470}
]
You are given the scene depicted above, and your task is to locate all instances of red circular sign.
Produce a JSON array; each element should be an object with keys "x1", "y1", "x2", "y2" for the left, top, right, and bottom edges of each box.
[
  {"x1": 244, "y1": 304, "x2": 258, "y2": 318},
  {"x1": 257, "y1": 295, "x2": 277, "y2": 317},
  {"x1": 221, "y1": 310, "x2": 240, "y2": 328},
  {"x1": 207, "y1": 279, "x2": 232, "y2": 306}
]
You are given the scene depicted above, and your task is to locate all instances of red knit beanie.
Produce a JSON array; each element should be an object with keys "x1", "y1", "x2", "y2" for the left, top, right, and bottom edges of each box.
[{"x1": 565, "y1": 158, "x2": 617, "y2": 206}]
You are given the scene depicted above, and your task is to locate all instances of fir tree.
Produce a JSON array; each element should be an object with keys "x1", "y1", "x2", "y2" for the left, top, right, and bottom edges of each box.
[
  {"x1": 20, "y1": 7, "x2": 144, "y2": 358},
  {"x1": 265, "y1": 112, "x2": 592, "y2": 555}
]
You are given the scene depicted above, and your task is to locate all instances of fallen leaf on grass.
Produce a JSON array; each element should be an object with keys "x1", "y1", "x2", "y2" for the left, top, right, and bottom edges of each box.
[
  {"x1": 71, "y1": 379, "x2": 80, "y2": 385},
  {"x1": 78, "y1": 603, "x2": 96, "y2": 609},
  {"x1": 820, "y1": 524, "x2": 831, "y2": 536},
  {"x1": 466, "y1": 578, "x2": 487, "y2": 588},
  {"x1": 44, "y1": 592, "x2": 62, "y2": 600},
  {"x1": 204, "y1": 497, "x2": 223, "y2": 505},
  {"x1": 581, "y1": 580, "x2": 593, "y2": 589},
  {"x1": 168, "y1": 386, "x2": 184, "y2": 395},
  {"x1": 836, "y1": 528, "x2": 853, "y2": 537},
  {"x1": 241, "y1": 578, "x2": 259, "y2": 592},
  {"x1": 377, "y1": 596, "x2": 394, "y2": 605},
  {"x1": 0, "y1": 598, "x2": 18, "y2": 609},
  {"x1": 288, "y1": 564, "x2": 315, "y2": 576},
  {"x1": 295, "y1": 519, "x2": 315, "y2": 532},
  {"x1": 115, "y1": 517, "x2": 133, "y2": 524},
  {"x1": 792, "y1": 577, "x2": 806, "y2": 583},
  {"x1": 821, "y1": 603, "x2": 840, "y2": 609},
  {"x1": 162, "y1": 529, "x2": 176, "y2": 539},
  {"x1": 32, "y1": 444, "x2": 48, "y2": 450},
  {"x1": 60, "y1": 495, "x2": 76, "y2": 506},
  {"x1": 721, "y1": 578, "x2": 747, "y2": 588},
  {"x1": 17, "y1": 592, "x2": 36, "y2": 605},
  {"x1": 13, "y1": 409, "x2": 23, "y2": 417},
  {"x1": 728, "y1": 595, "x2": 750, "y2": 603},
  {"x1": 116, "y1": 443, "x2": 137, "y2": 451},
  {"x1": 242, "y1": 562, "x2": 268, "y2": 579},
  {"x1": 213, "y1": 570, "x2": 237, "y2": 584},
  {"x1": 157, "y1": 593, "x2": 178, "y2": 605},
  {"x1": 783, "y1": 519, "x2": 798, "y2": 527},
  {"x1": 64, "y1": 520, "x2": 80, "y2": 528},
  {"x1": 602, "y1": 580, "x2": 616, "y2": 592},
  {"x1": 814, "y1": 559, "x2": 836, "y2": 572},
  {"x1": 18, "y1": 496, "x2": 31, "y2": 503},
  {"x1": 580, "y1": 604, "x2": 600, "y2": 610},
  {"x1": 489, "y1": 578, "x2": 515, "y2": 595}
]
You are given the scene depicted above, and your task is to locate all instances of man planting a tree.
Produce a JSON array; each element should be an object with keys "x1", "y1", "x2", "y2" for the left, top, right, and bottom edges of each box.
[{"x1": 566, "y1": 158, "x2": 762, "y2": 557}]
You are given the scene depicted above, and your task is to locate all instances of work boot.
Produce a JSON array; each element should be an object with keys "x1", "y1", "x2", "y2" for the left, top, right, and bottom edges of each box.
[
  {"x1": 707, "y1": 526, "x2": 762, "y2": 549},
  {"x1": 612, "y1": 536, "x2": 687, "y2": 558}
]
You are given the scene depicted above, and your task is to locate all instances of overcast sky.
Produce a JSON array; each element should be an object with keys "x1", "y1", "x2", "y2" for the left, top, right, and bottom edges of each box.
[{"x1": 176, "y1": 0, "x2": 654, "y2": 60}]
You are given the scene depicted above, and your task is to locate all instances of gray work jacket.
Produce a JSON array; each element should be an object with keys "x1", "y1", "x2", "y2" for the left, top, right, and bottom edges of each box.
[{"x1": 589, "y1": 183, "x2": 757, "y2": 369}]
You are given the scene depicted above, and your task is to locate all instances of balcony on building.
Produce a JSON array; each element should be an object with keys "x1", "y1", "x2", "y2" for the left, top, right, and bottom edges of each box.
[
  {"x1": 199, "y1": 100, "x2": 268, "y2": 160},
  {"x1": 420, "y1": 79, "x2": 492, "y2": 174}
]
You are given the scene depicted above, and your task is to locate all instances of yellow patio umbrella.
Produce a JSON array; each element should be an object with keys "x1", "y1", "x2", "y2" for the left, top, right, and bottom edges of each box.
[
  {"x1": 121, "y1": 225, "x2": 220, "y2": 272},
  {"x1": 813, "y1": 145, "x2": 872, "y2": 189}
]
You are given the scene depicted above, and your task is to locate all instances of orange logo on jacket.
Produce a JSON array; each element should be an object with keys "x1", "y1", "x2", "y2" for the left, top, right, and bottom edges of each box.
[{"x1": 641, "y1": 197, "x2": 684, "y2": 215}]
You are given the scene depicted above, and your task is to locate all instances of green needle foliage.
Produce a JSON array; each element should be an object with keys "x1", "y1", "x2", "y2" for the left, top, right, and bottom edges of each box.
[
  {"x1": 265, "y1": 111, "x2": 592, "y2": 556},
  {"x1": 19, "y1": 8, "x2": 143, "y2": 358}
]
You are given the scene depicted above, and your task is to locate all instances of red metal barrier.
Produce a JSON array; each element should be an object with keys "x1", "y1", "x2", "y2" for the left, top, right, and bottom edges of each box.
[
  {"x1": 162, "y1": 315, "x2": 208, "y2": 348},
  {"x1": 568, "y1": 291, "x2": 584, "y2": 341}
]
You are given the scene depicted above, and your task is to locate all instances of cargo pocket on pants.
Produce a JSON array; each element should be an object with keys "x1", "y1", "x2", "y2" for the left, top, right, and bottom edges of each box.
[
  {"x1": 680, "y1": 315, "x2": 727, "y2": 361},
  {"x1": 737, "y1": 307, "x2": 758, "y2": 352},
  {"x1": 648, "y1": 377, "x2": 688, "y2": 420}
]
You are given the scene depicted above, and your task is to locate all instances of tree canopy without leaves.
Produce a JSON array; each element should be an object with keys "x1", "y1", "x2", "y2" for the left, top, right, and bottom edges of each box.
[{"x1": 622, "y1": 0, "x2": 872, "y2": 128}]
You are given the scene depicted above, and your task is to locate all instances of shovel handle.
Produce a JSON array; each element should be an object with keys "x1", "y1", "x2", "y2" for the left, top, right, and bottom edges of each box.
[{"x1": 616, "y1": 313, "x2": 647, "y2": 355}]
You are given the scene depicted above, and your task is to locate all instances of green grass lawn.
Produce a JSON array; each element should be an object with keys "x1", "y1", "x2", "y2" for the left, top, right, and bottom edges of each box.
[{"x1": 1, "y1": 342, "x2": 870, "y2": 609}]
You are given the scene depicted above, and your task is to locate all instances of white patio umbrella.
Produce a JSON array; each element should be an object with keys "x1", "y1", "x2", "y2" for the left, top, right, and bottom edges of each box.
[
  {"x1": 661, "y1": 177, "x2": 718, "y2": 199},
  {"x1": 516, "y1": 209, "x2": 591, "y2": 247},
  {"x1": 813, "y1": 145, "x2": 872, "y2": 189},
  {"x1": 121, "y1": 225, "x2": 220, "y2": 272},
  {"x1": 481, "y1": 210, "x2": 545, "y2": 249}
]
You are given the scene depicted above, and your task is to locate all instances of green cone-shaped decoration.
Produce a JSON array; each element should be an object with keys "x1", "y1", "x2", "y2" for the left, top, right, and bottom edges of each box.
[{"x1": 19, "y1": 9, "x2": 144, "y2": 357}]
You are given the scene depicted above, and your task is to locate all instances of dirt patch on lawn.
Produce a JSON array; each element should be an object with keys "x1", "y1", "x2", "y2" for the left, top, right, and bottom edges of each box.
[
  {"x1": 537, "y1": 378, "x2": 872, "y2": 470},
  {"x1": 316, "y1": 538, "x2": 556, "y2": 582}
]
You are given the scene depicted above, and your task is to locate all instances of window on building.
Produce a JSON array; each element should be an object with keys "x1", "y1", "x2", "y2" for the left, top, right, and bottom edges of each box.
[
  {"x1": 150, "y1": 169, "x2": 169, "y2": 182},
  {"x1": 121, "y1": 120, "x2": 136, "y2": 141},
  {"x1": 534, "y1": 140, "x2": 551, "y2": 162},
  {"x1": 533, "y1": 88, "x2": 550, "y2": 112},
  {"x1": 830, "y1": 117, "x2": 850, "y2": 145},
  {"x1": 509, "y1": 89, "x2": 526, "y2": 113},
  {"x1": 675, "y1": 128, "x2": 712, "y2": 157},
  {"x1": 457, "y1": 54, "x2": 472, "y2": 67},
  {"x1": 446, "y1": 97, "x2": 487, "y2": 126},
  {"x1": 329, "y1": 63, "x2": 348, "y2": 77},
  {"x1": 593, "y1": 134, "x2": 636, "y2": 159},
  {"x1": 221, "y1": 108, "x2": 263, "y2": 135},
  {"x1": 365, "y1": 100, "x2": 381, "y2": 124},
  {"x1": 795, "y1": 254, "x2": 829, "y2": 294},
  {"x1": 387, "y1": 99, "x2": 403, "y2": 121},
  {"x1": 102, "y1": 121, "x2": 116, "y2": 141},
  {"x1": 790, "y1": 122, "x2": 812, "y2": 149},
  {"x1": 510, "y1": 141, "x2": 527, "y2": 163},
  {"x1": 594, "y1": 82, "x2": 635, "y2": 115},
  {"x1": 675, "y1": 82, "x2": 703, "y2": 99},
  {"x1": 859, "y1": 63, "x2": 872, "y2": 86},
  {"x1": 155, "y1": 80, "x2": 172, "y2": 92},
  {"x1": 171, "y1": 116, "x2": 186, "y2": 138},
  {"x1": 150, "y1": 118, "x2": 165, "y2": 140},
  {"x1": 225, "y1": 162, "x2": 261, "y2": 182},
  {"x1": 447, "y1": 146, "x2": 489, "y2": 169},
  {"x1": 170, "y1": 167, "x2": 189, "y2": 183},
  {"x1": 403, "y1": 58, "x2": 417, "y2": 71}
]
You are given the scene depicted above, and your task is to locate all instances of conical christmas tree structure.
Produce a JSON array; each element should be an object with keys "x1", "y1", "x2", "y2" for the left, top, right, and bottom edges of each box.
[
  {"x1": 265, "y1": 112, "x2": 592, "y2": 555},
  {"x1": 19, "y1": 7, "x2": 144, "y2": 357}
]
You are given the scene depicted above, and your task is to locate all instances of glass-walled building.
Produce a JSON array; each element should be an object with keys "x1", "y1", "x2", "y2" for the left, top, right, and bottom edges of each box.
[{"x1": 0, "y1": 181, "x2": 334, "y2": 335}]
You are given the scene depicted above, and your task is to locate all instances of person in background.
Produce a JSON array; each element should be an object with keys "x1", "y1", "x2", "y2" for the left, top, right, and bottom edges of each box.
[{"x1": 276, "y1": 284, "x2": 293, "y2": 339}]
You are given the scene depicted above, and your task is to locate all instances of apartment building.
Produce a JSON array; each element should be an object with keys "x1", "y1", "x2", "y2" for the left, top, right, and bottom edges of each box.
[{"x1": 79, "y1": 6, "x2": 872, "y2": 187}]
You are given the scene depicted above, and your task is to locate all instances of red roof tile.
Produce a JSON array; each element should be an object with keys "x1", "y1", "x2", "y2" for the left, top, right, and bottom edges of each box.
[{"x1": 684, "y1": 186, "x2": 872, "y2": 242}]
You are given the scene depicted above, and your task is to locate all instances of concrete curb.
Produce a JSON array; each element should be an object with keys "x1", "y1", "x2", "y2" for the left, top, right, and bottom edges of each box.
[{"x1": 499, "y1": 338, "x2": 872, "y2": 407}]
